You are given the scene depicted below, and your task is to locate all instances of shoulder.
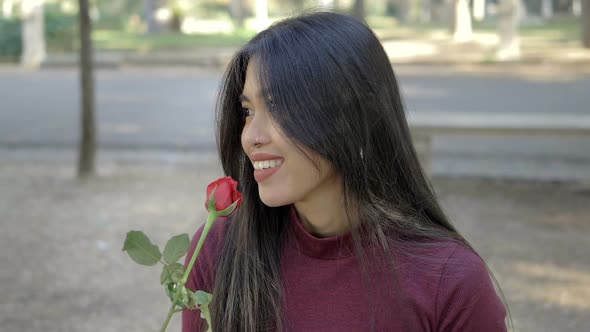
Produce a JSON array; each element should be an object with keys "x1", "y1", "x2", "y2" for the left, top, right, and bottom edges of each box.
[
  {"x1": 433, "y1": 242, "x2": 508, "y2": 332},
  {"x1": 395, "y1": 240, "x2": 490, "y2": 280},
  {"x1": 393, "y1": 241, "x2": 507, "y2": 331}
]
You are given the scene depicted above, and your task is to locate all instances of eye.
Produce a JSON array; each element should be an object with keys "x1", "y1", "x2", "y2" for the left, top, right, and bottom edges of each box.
[{"x1": 241, "y1": 107, "x2": 253, "y2": 118}]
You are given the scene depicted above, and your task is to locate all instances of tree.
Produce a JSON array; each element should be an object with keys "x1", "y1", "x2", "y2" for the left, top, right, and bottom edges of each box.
[
  {"x1": 3, "y1": 0, "x2": 15, "y2": 17},
  {"x1": 144, "y1": 0, "x2": 158, "y2": 34},
  {"x1": 496, "y1": 0, "x2": 522, "y2": 60},
  {"x1": 230, "y1": 0, "x2": 244, "y2": 29},
  {"x1": 254, "y1": 0, "x2": 269, "y2": 32},
  {"x1": 452, "y1": 0, "x2": 473, "y2": 42},
  {"x1": 473, "y1": 0, "x2": 485, "y2": 21},
  {"x1": 583, "y1": 0, "x2": 590, "y2": 48},
  {"x1": 292, "y1": 0, "x2": 305, "y2": 11},
  {"x1": 20, "y1": 0, "x2": 46, "y2": 68},
  {"x1": 77, "y1": 0, "x2": 97, "y2": 178},
  {"x1": 541, "y1": 0, "x2": 553, "y2": 19},
  {"x1": 353, "y1": 0, "x2": 365, "y2": 21}
]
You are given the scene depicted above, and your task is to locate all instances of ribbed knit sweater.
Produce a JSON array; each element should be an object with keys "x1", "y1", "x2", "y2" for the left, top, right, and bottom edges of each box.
[{"x1": 182, "y1": 204, "x2": 507, "y2": 331}]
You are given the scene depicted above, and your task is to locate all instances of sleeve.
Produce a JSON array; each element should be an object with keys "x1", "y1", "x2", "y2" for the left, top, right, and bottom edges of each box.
[
  {"x1": 434, "y1": 245, "x2": 508, "y2": 332},
  {"x1": 181, "y1": 217, "x2": 228, "y2": 332}
]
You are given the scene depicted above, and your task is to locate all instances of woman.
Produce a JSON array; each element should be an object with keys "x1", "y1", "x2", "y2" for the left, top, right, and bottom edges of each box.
[{"x1": 183, "y1": 11, "x2": 509, "y2": 332}]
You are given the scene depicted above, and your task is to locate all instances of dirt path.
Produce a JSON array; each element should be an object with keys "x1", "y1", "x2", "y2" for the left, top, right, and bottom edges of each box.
[{"x1": 0, "y1": 157, "x2": 588, "y2": 331}]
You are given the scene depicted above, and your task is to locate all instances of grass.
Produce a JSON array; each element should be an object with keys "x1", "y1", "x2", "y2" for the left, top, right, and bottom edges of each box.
[
  {"x1": 87, "y1": 15, "x2": 583, "y2": 54},
  {"x1": 371, "y1": 15, "x2": 584, "y2": 49},
  {"x1": 92, "y1": 29, "x2": 256, "y2": 52}
]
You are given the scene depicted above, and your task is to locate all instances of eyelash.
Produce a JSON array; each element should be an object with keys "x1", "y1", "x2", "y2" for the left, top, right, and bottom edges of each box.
[{"x1": 241, "y1": 107, "x2": 253, "y2": 118}]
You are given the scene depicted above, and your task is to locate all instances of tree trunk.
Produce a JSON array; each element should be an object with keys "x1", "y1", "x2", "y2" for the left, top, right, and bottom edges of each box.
[
  {"x1": 373, "y1": 0, "x2": 387, "y2": 16},
  {"x1": 144, "y1": 0, "x2": 158, "y2": 34},
  {"x1": 77, "y1": 0, "x2": 97, "y2": 178},
  {"x1": 583, "y1": 0, "x2": 590, "y2": 48},
  {"x1": 573, "y1": 0, "x2": 582, "y2": 16},
  {"x1": 452, "y1": 0, "x2": 472, "y2": 42},
  {"x1": 318, "y1": 0, "x2": 334, "y2": 10},
  {"x1": 496, "y1": 0, "x2": 521, "y2": 60},
  {"x1": 541, "y1": 0, "x2": 553, "y2": 19},
  {"x1": 353, "y1": 0, "x2": 366, "y2": 22},
  {"x1": 2, "y1": 0, "x2": 15, "y2": 17},
  {"x1": 293, "y1": 0, "x2": 305, "y2": 11},
  {"x1": 230, "y1": 0, "x2": 244, "y2": 29},
  {"x1": 421, "y1": 0, "x2": 433, "y2": 22},
  {"x1": 255, "y1": 0, "x2": 269, "y2": 32},
  {"x1": 20, "y1": 0, "x2": 46, "y2": 68},
  {"x1": 473, "y1": 0, "x2": 485, "y2": 21}
]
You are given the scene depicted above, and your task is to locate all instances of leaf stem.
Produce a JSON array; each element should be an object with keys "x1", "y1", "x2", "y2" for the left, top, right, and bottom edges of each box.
[
  {"x1": 160, "y1": 303, "x2": 177, "y2": 332},
  {"x1": 181, "y1": 211, "x2": 217, "y2": 285},
  {"x1": 159, "y1": 211, "x2": 218, "y2": 332}
]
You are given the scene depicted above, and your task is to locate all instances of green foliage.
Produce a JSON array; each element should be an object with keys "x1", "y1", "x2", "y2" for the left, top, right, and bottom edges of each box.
[
  {"x1": 0, "y1": 4, "x2": 78, "y2": 60},
  {"x1": 0, "y1": 17, "x2": 21, "y2": 60},
  {"x1": 93, "y1": 29, "x2": 254, "y2": 52},
  {"x1": 94, "y1": 0, "x2": 143, "y2": 30},
  {"x1": 165, "y1": 282, "x2": 192, "y2": 308},
  {"x1": 45, "y1": 5, "x2": 78, "y2": 53},
  {"x1": 163, "y1": 234, "x2": 190, "y2": 264},
  {"x1": 195, "y1": 290, "x2": 213, "y2": 306},
  {"x1": 195, "y1": 290, "x2": 213, "y2": 331},
  {"x1": 122, "y1": 231, "x2": 163, "y2": 266},
  {"x1": 160, "y1": 262, "x2": 185, "y2": 285}
]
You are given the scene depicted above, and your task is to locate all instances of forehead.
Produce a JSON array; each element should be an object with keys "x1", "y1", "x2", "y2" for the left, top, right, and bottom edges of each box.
[
  {"x1": 242, "y1": 58, "x2": 272, "y2": 102},
  {"x1": 243, "y1": 59, "x2": 260, "y2": 93}
]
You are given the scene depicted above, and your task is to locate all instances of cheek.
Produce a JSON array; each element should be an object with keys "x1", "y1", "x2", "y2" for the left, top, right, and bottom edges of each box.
[
  {"x1": 240, "y1": 128, "x2": 247, "y2": 149},
  {"x1": 286, "y1": 158, "x2": 319, "y2": 191}
]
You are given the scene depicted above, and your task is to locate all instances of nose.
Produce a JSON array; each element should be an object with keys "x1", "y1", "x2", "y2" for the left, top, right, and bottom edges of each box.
[{"x1": 242, "y1": 110, "x2": 271, "y2": 148}]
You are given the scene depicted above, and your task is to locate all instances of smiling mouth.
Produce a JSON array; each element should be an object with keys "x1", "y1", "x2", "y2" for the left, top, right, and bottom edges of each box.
[
  {"x1": 252, "y1": 159, "x2": 283, "y2": 170},
  {"x1": 253, "y1": 161, "x2": 283, "y2": 182}
]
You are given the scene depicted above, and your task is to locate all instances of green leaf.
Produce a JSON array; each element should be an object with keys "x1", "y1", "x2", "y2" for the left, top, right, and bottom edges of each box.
[
  {"x1": 165, "y1": 282, "x2": 191, "y2": 308},
  {"x1": 122, "y1": 231, "x2": 162, "y2": 266},
  {"x1": 169, "y1": 262, "x2": 185, "y2": 283},
  {"x1": 163, "y1": 233, "x2": 190, "y2": 264},
  {"x1": 160, "y1": 266, "x2": 171, "y2": 285},
  {"x1": 217, "y1": 199, "x2": 239, "y2": 217},
  {"x1": 161, "y1": 262, "x2": 185, "y2": 285},
  {"x1": 195, "y1": 290, "x2": 213, "y2": 305},
  {"x1": 208, "y1": 185, "x2": 217, "y2": 212},
  {"x1": 193, "y1": 291, "x2": 214, "y2": 332}
]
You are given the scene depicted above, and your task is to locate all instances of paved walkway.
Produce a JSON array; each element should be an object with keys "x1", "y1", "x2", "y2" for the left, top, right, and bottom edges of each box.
[{"x1": 0, "y1": 152, "x2": 589, "y2": 331}]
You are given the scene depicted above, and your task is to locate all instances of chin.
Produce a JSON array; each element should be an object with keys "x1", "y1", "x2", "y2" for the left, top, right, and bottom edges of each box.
[
  {"x1": 260, "y1": 197, "x2": 287, "y2": 207},
  {"x1": 259, "y1": 192, "x2": 292, "y2": 208}
]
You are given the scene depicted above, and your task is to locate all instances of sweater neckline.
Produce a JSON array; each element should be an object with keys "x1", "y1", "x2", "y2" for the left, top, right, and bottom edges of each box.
[{"x1": 287, "y1": 204, "x2": 370, "y2": 260}]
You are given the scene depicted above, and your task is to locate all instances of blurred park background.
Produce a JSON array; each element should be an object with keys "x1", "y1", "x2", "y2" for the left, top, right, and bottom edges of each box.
[{"x1": 1, "y1": 0, "x2": 590, "y2": 331}]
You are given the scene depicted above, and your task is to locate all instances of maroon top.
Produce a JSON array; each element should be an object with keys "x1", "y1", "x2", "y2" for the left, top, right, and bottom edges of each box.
[{"x1": 182, "y1": 205, "x2": 507, "y2": 331}]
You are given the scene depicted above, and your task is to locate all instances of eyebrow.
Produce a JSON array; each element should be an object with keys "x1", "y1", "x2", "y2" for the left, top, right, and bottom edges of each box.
[
  {"x1": 239, "y1": 94, "x2": 251, "y2": 103},
  {"x1": 239, "y1": 89, "x2": 271, "y2": 103}
]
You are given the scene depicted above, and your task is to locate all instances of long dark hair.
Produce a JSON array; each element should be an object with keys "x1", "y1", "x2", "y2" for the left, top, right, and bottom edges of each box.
[{"x1": 208, "y1": 11, "x2": 509, "y2": 332}]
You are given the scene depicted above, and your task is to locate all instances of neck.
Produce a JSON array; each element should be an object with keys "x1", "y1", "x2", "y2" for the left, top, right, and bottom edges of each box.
[{"x1": 293, "y1": 177, "x2": 355, "y2": 238}]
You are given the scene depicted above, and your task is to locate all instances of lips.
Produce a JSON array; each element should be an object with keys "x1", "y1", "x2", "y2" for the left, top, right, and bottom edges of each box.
[
  {"x1": 253, "y1": 162, "x2": 282, "y2": 182},
  {"x1": 249, "y1": 152, "x2": 284, "y2": 182},
  {"x1": 250, "y1": 152, "x2": 283, "y2": 162}
]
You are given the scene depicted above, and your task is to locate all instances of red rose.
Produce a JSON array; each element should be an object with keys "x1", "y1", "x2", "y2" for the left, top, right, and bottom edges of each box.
[{"x1": 205, "y1": 176, "x2": 243, "y2": 214}]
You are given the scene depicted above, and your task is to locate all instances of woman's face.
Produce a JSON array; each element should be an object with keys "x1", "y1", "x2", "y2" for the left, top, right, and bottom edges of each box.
[{"x1": 240, "y1": 59, "x2": 341, "y2": 207}]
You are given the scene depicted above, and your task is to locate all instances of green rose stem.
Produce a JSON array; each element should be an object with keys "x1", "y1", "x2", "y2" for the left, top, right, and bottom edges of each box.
[
  {"x1": 159, "y1": 185, "x2": 240, "y2": 332},
  {"x1": 159, "y1": 211, "x2": 216, "y2": 332}
]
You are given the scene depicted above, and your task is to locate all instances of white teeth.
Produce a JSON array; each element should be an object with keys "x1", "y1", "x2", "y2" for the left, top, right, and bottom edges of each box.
[{"x1": 254, "y1": 159, "x2": 282, "y2": 170}]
